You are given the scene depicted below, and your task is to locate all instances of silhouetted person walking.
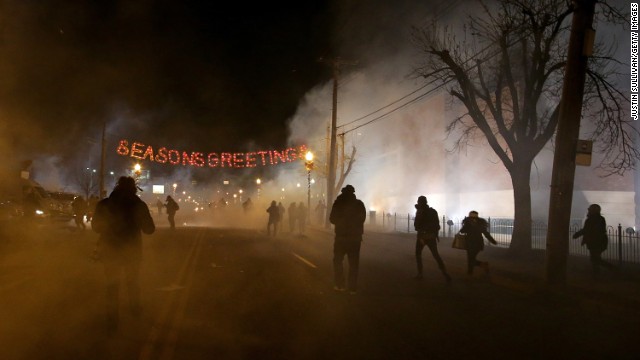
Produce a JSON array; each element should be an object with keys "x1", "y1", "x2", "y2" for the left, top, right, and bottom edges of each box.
[
  {"x1": 156, "y1": 198, "x2": 163, "y2": 215},
  {"x1": 573, "y1": 204, "x2": 614, "y2": 278},
  {"x1": 315, "y1": 199, "x2": 326, "y2": 225},
  {"x1": 278, "y1": 202, "x2": 286, "y2": 233},
  {"x1": 413, "y1": 196, "x2": 451, "y2": 284},
  {"x1": 288, "y1": 202, "x2": 297, "y2": 233},
  {"x1": 242, "y1": 197, "x2": 253, "y2": 215},
  {"x1": 266, "y1": 200, "x2": 280, "y2": 236},
  {"x1": 87, "y1": 195, "x2": 99, "y2": 222},
  {"x1": 72, "y1": 195, "x2": 87, "y2": 230},
  {"x1": 165, "y1": 195, "x2": 179, "y2": 230},
  {"x1": 460, "y1": 210, "x2": 497, "y2": 276},
  {"x1": 330, "y1": 185, "x2": 366, "y2": 294},
  {"x1": 22, "y1": 187, "x2": 40, "y2": 219},
  {"x1": 92, "y1": 176, "x2": 155, "y2": 335}
]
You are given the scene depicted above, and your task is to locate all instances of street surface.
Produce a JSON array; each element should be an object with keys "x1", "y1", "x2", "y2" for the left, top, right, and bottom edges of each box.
[{"x1": 1, "y1": 213, "x2": 639, "y2": 360}]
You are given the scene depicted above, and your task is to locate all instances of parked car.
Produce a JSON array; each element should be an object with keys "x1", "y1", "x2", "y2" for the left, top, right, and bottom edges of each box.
[
  {"x1": 47, "y1": 191, "x2": 76, "y2": 222},
  {"x1": 0, "y1": 178, "x2": 64, "y2": 222}
]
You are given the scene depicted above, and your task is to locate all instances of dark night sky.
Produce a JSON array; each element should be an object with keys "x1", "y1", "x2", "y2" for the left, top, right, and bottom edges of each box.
[
  {"x1": 0, "y1": 1, "x2": 340, "y2": 161},
  {"x1": 0, "y1": 0, "x2": 453, "y2": 184}
]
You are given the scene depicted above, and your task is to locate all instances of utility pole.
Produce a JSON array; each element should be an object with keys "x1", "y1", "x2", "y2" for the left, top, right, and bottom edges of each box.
[
  {"x1": 319, "y1": 57, "x2": 357, "y2": 228},
  {"x1": 339, "y1": 133, "x2": 345, "y2": 175},
  {"x1": 545, "y1": 0, "x2": 596, "y2": 286},
  {"x1": 326, "y1": 66, "x2": 339, "y2": 229},
  {"x1": 99, "y1": 122, "x2": 106, "y2": 198}
]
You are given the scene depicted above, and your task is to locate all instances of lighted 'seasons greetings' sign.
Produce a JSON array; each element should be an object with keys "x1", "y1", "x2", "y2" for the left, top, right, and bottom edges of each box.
[{"x1": 117, "y1": 140, "x2": 309, "y2": 169}]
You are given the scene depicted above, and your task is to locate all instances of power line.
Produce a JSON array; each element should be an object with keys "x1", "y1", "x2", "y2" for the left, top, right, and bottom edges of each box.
[
  {"x1": 338, "y1": 30, "x2": 534, "y2": 136},
  {"x1": 336, "y1": 0, "x2": 465, "y2": 130},
  {"x1": 340, "y1": 78, "x2": 446, "y2": 135},
  {"x1": 337, "y1": 81, "x2": 434, "y2": 129}
]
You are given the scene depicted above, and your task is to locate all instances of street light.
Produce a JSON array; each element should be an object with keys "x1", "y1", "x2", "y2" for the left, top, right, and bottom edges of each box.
[
  {"x1": 133, "y1": 163, "x2": 142, "y2": 180},
  {"x1": 304, "y1": 151, "x2": 314, "y2": 221},
  {"x1": 172, "y1": 183, "x2": 177, "y2": 197},
  {"x1": 256, "y1": 178, "x2": 261, "y2": 199},
  {"x1": 85, "y1": 168, "x2": 97, "y2": 197}
]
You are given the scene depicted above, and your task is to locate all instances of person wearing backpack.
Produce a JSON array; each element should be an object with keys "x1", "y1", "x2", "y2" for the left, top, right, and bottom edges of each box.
[
  {"x1": 413, "y1": 196, "x2": 451, "y2": 284},
  {"x1": 92, "y1": 176, "x2": 155, "y2": 335},
  {"x1": 165, "y1": 195, "x2": 179, "y2": 230}
]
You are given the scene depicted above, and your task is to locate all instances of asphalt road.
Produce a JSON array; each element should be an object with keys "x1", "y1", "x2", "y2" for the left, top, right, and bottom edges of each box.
[{"x1": 0, "y1": 218, "x2": 638, "y2": 360}]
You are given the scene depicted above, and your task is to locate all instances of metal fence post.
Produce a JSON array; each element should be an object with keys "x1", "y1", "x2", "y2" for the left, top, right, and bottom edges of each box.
[
  {"x1": 618, "y1": 224, "x2": 623, "y2": 264},
  {"x1": 394, "y1": 212, "x2": 397, "y2": 231}
]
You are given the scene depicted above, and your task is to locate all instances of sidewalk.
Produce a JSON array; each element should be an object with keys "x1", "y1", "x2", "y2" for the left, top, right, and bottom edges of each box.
[
  {"x1": 353, "y1": 224, "x2": 640, "y2": 308},
  {"x1": 479, "y1": 243, "x2": 640, "y2": 312}
]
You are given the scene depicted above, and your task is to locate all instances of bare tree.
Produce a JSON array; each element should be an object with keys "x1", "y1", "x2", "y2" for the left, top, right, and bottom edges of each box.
[
  {"x1": 72, "y1": 167, "x2": 98, "y2": 199},
  {"x1": 412, "y1": 0, "x2": 636, "y2": 255},
  {"x1": 334, "y1": 145, "x2": 357, "y2": 194},
  {"x1": 314, "y1": 142, "x2": 357, "y2": 220}
]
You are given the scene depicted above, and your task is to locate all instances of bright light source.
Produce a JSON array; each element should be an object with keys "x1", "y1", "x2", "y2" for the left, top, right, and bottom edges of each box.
[
  {"x1": 134, "y1": 164, "x2": 141, "y2": 171},
  {"x1": 305, "y1": 151, "x2": 313, "y2": 162},
  {"x1": 256, "y1": 178, "x2": 261, "y2": 185}
]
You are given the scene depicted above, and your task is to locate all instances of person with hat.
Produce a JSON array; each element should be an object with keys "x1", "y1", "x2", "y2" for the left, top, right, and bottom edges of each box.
[
  {"x1": 413, "y1": 195, "x2": 451, "y2": 283},
  {"x1": 329, "y1": 184, "x2": 366, "y2": 294},
  {"x1": 91, "y1": 176, "x2": 155, "y2": 335}
]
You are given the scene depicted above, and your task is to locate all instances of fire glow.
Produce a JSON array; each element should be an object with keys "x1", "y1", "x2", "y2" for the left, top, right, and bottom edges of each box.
[{"x1": 117, "y1": 139, "x2": 309, "y2": 169}]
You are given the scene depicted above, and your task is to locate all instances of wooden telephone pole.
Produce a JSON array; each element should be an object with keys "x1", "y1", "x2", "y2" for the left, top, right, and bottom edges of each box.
[
  {"x1": 545, "y1": 0, "x2": 596, "y2": 286},
  {"x1": 319, "y1": 57, "x2": 357, "y2": 228},
  {"x1": 99, "y1": 122, "x2": 107, "y2": 198}
]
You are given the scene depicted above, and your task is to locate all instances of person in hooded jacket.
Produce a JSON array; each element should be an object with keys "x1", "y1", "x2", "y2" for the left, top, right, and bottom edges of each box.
[
  {"x1": 329, "y1": 185, "x2": 366, "y2": 294},
  {"x1": 413, "y1": 196, "x2": 451, "y2": 284},
  {"x1": 92, "y1": 176, "x2": 155, "y2": 335},
  {"x1": 573, "y1": 204, "x2": 615, "y2": 277}
]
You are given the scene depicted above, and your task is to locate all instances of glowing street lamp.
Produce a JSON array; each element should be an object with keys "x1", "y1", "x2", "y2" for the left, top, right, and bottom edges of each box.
[
  {"x1": 86, "y1": 168, "x2": 97, "y2": 197},
  {"x1": 256, "y1": 178, "x2": 262, "y2": 199},
  {"x1": 304, "y1": 151, "x2": 314, "y2": 221},
  {"x1": 172, "y1": 183, "x2": 177, "y2": 196},
  {"x1": 133, "y1": 163, "x2": 142, "y2": 180}
]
